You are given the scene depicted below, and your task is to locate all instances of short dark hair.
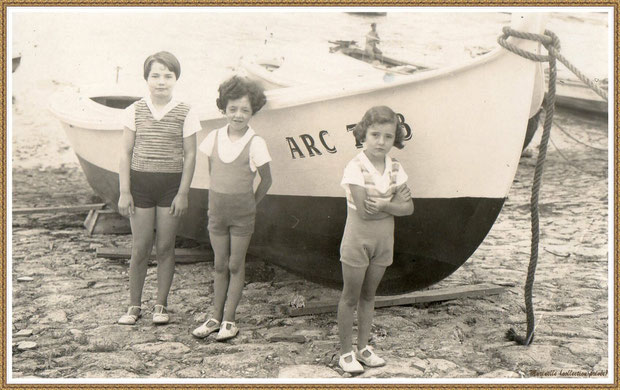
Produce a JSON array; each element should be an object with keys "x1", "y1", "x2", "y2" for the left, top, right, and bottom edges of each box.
[
  {"x1": 143, "y1": 51, "x2": 181, "y2": 80},
  {"x1": 352, "y1": 106, "x2": 407, "y2": 149},
  {"x1": 216, "y1": 76, "x2": 267, "y2": 114}
]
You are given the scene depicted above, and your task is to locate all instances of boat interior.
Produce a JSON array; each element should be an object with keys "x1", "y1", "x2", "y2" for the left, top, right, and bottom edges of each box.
[{"x1": 90, "y1": 95, "x2": 140, "y2": 109}]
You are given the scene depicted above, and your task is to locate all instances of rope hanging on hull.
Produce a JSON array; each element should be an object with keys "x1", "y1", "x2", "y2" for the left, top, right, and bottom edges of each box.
[{"x1": 497, "y1": 27, "x2": 608, "y2": 346}]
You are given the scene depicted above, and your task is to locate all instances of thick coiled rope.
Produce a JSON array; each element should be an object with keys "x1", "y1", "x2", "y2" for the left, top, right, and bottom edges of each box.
[{"x1": 497, "y1": 26, "x2": 607, "y2": 346}]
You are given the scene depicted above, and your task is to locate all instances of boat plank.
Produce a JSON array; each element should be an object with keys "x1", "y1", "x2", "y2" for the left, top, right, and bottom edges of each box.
[
  {"x1": 13, "y1": 203, "x2": 106, "y2": 214},
  {"x1": 280, "y1": 284, "x2": 506, "y2": 317},
  {"x1": 96, "y1": 247, "x2": 212, "y2": 263},
  {"x1": 84, "y1": 209, "x2": 131, "y2": 235}
]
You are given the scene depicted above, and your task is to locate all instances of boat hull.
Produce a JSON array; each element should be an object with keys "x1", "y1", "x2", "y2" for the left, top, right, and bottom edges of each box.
[
  {"x1": 75, "y1": 153, "x2": 504, "y2": 294},
  {"x1": 50, "y1": 13, "x2": 546, "y2": 295}
]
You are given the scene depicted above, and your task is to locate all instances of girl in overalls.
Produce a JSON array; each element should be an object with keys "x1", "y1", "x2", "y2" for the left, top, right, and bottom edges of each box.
[
  {"x1": 117, "y1": 51, "x2": 201, "y2": 325},
  {"x1": 337, "y1": 106, "x2": 414, "y2": 373},
  {"x1": 192, "y1": 76, "x2": 272, "y2": 341}
]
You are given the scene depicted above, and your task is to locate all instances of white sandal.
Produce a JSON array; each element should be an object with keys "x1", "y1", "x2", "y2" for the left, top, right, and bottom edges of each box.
[
  {"x1": 356, "y1": 345, "x2": 386, "y2": 367},
  {"x1": 215, "y1": 321, "x2": 239, "y2": 341},
  {"x1": 338, "y1": 351, "x2": 364, "y2": 374},
  {"x1": 152, "y1": 305, "x2": 170, "y2": 325},
  {"x1": 192, "y1": 318, "x2": 221, "y2": 338},
  {"x1": 117, "y1": 306, "x2": 141, "y2": 325}
]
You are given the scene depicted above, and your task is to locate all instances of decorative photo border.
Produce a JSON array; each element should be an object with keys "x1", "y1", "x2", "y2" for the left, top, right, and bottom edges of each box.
[{"x1": 2, "y1": 1, "x2": 617, "y2": 388}]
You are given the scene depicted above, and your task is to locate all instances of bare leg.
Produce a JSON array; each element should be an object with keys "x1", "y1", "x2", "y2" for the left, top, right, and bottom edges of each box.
[
  {"x1": 222, "y1": 234, "x2": 252, "y2": 322},
  {"x1": 128, "y1": 207, "x2": 155, "y2": 307},
  {"x1": 154, "y1": 206, "x2": 181, "y2": 307},
  {"x1": 338, "y1": 263, "x2": 366, "y2": 355},
  {"x1": 209, "y1": 232, "x2": 230, "y2": 322},
  {"x1": 357, "y1": 264, "x2": 387, "y2": 350}
]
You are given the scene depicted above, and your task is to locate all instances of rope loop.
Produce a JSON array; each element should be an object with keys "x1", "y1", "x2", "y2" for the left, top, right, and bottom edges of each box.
[
  {"x1": 498, "y1": 27, "x2": 607, "y2": 100},
  {"x1": 543, "y1": 29, "x2": 561, "y2": 52},
  {"x1": 497, "y1": 27, "x2": 551, "y2": 62}
]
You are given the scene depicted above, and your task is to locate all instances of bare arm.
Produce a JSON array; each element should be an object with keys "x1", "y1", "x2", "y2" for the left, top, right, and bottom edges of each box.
[
  {"x1": 366, "y1": 32, "x2": 380, "y2": 43},
  {"x1": 118, "y1": 128, "x2": 135, "y2": 217},
  {"x1": 349, "y1": 184, "x2": 390, "y2": 220},
  {"x1": 390, "y1": 184, "x2": 414, "y2": 215},
  {"x1": 170, "y1": 133, "x2": 197, "y2": 217},
  {"x1": 364, "y1": 184, "x2": 414, "y2": 217},
  {"x1": 254, "y1": 163, "x2": 272, "y2": 205},
  {"x1": 382, "y1": 197, "x2": 413, "y2": 216}
]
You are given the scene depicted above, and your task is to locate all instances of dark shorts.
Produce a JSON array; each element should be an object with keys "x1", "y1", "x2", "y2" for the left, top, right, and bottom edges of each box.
[
  {"x1": 130, "y1": 169, "x2": 182, "y2": 208},
  {"x1": 208, "y1": 190, "x2": 256, "y2": 237}
]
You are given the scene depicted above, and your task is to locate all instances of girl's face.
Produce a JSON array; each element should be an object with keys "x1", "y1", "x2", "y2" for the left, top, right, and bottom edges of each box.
[
  {"x1": 225, "y1": 95, "x2": 253, "y2": 132},
  {"x1": 147, "y1": 62, "x2": 177, "y2": 101},
  {"x1": 364, "y1": 122, "x2": 396, "y2": 159}
]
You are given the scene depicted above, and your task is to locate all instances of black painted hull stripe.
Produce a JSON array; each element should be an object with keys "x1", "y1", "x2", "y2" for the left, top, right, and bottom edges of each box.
[{"x1": 77, "y1": 155, "x2": 505, "y2": 295}]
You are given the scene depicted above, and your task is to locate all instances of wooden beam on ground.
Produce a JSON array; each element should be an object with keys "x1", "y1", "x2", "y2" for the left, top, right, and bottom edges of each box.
[
  {"x1": 279, "y1": 283, "x2": 506, "y2": 317},
  {"x1": 13, "y1": 203, "x2": 106, "y2": 215},
  {"x1": 96, "y1": 247, "x2": 212, "y2": 264},
  {"x1": 84, "y1": 209, "x2": 131, "y2": 235}
]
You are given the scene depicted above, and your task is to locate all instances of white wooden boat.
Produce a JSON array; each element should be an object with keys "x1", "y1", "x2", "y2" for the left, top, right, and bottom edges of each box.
[{"x1": 49, "y1": 13, "x2": 546, "y2": 294}]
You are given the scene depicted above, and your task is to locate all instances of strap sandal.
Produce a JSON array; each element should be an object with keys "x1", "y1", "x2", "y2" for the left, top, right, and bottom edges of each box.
[
  {"x1": 152, "y1": 304, "x2": 170, "y2": 325},
  {"x1": 338, "y1": 351, "x2": 364, "y2": 374},
  {"x1": 215, "y1": 321, "x2": 239, "y2": 341},
  {"x1": 192, "y1": 318, "x2": 221, "y2": 339},
  {"x1": 356, "y1": 345, "x2": 386, "y2": 367},
  {"x1": 118, "y1": 306, "x2": 141, "y2": 325}
]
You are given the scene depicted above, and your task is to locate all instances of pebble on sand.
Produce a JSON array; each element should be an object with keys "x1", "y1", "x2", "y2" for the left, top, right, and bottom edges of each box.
[
  {"x1": 17, "y1": 341, "x2": 37, "y2": 351},
  {"x1": 14, "y1": 329, "x2": 33, "y2": 337},
  {"x1": 278, "y1": 364, "x2": 341, "y2": 378}
]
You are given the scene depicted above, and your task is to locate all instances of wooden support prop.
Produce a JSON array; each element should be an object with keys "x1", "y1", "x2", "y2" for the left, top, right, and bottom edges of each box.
[
  {"x1": 96, "y1": 247, "x2": 212, "y2": 264},
  {"x1": 279, "y1": 283, "x2": 506, "y2": 317},
  {"x1": 13, "y1": 203, "x2": 106, "y2": 215},
  {"x1": 84, "y1": 209, "x2": 131, "y2": 235}
]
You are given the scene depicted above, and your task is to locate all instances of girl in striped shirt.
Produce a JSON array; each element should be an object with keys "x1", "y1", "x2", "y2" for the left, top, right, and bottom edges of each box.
[
  {"x1": 337, "y1": 106, "x2": 414, "y2": 374},
  {"x1": 117, "y1": 51, "x2": 201, "y2": 326}
]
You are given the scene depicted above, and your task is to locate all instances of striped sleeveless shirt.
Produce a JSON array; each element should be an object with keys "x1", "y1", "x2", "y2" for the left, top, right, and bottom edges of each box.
[
  {"x1": 346, "y1": 154, "x2": 400, "y2": 210},
  {"x1": 131, "y1": 99, "x2": 191, "y2": 173}
]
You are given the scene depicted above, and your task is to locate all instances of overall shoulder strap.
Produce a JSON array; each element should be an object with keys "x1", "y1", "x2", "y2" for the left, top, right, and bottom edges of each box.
[
  {"x1": 355, "y1": 155, "x2": 375, "y2": 187},
  {"x1": 390, "y1": 158, "x2": 400, "y2": 186}
]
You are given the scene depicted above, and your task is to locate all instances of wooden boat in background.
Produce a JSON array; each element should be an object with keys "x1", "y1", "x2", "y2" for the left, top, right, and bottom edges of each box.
[
  {"x1": 240, "y1": 40, "x2": 428, "y2": 91},
  {"x1": 239, "y1": 46, "x2": 399, "y2": 90},
  {"x1": 49, "y1": 13, "x2": 546, "y2": 294},
  {"x1": 554, "y1": 76, "x2": 608, "y2": 115},
  {"x1": 345, "y1": 12, "x2": 387, "y2": 17},
  {"x1": 329, "y1": 40, "x2": 429, "y2": 75}
]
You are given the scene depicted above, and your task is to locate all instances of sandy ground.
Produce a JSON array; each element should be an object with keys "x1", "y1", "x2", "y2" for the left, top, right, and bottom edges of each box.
[{"x1": 9, "y1": 101, "x2": 610, "y2": 381}]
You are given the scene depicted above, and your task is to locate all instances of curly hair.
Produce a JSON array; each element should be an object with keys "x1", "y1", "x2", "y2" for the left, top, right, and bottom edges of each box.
[
  {"x1": 216, "y1": 76, "x2": 267, "y2": 114},
  {"x1": 143, "y1": 51, "x2": 181, "y2": 80},
  {"x1": 352, "y1": 106, "x2": 407, "y2": 149}
]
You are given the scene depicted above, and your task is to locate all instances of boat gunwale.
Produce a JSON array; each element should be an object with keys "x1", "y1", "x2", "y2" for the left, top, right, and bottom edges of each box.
[
  {"x1": 260, "y1": 44, "x2": 514, "y2": 110},
  {"x1": 49, "y1": 43, "x2": 513, "y2": 131}
]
